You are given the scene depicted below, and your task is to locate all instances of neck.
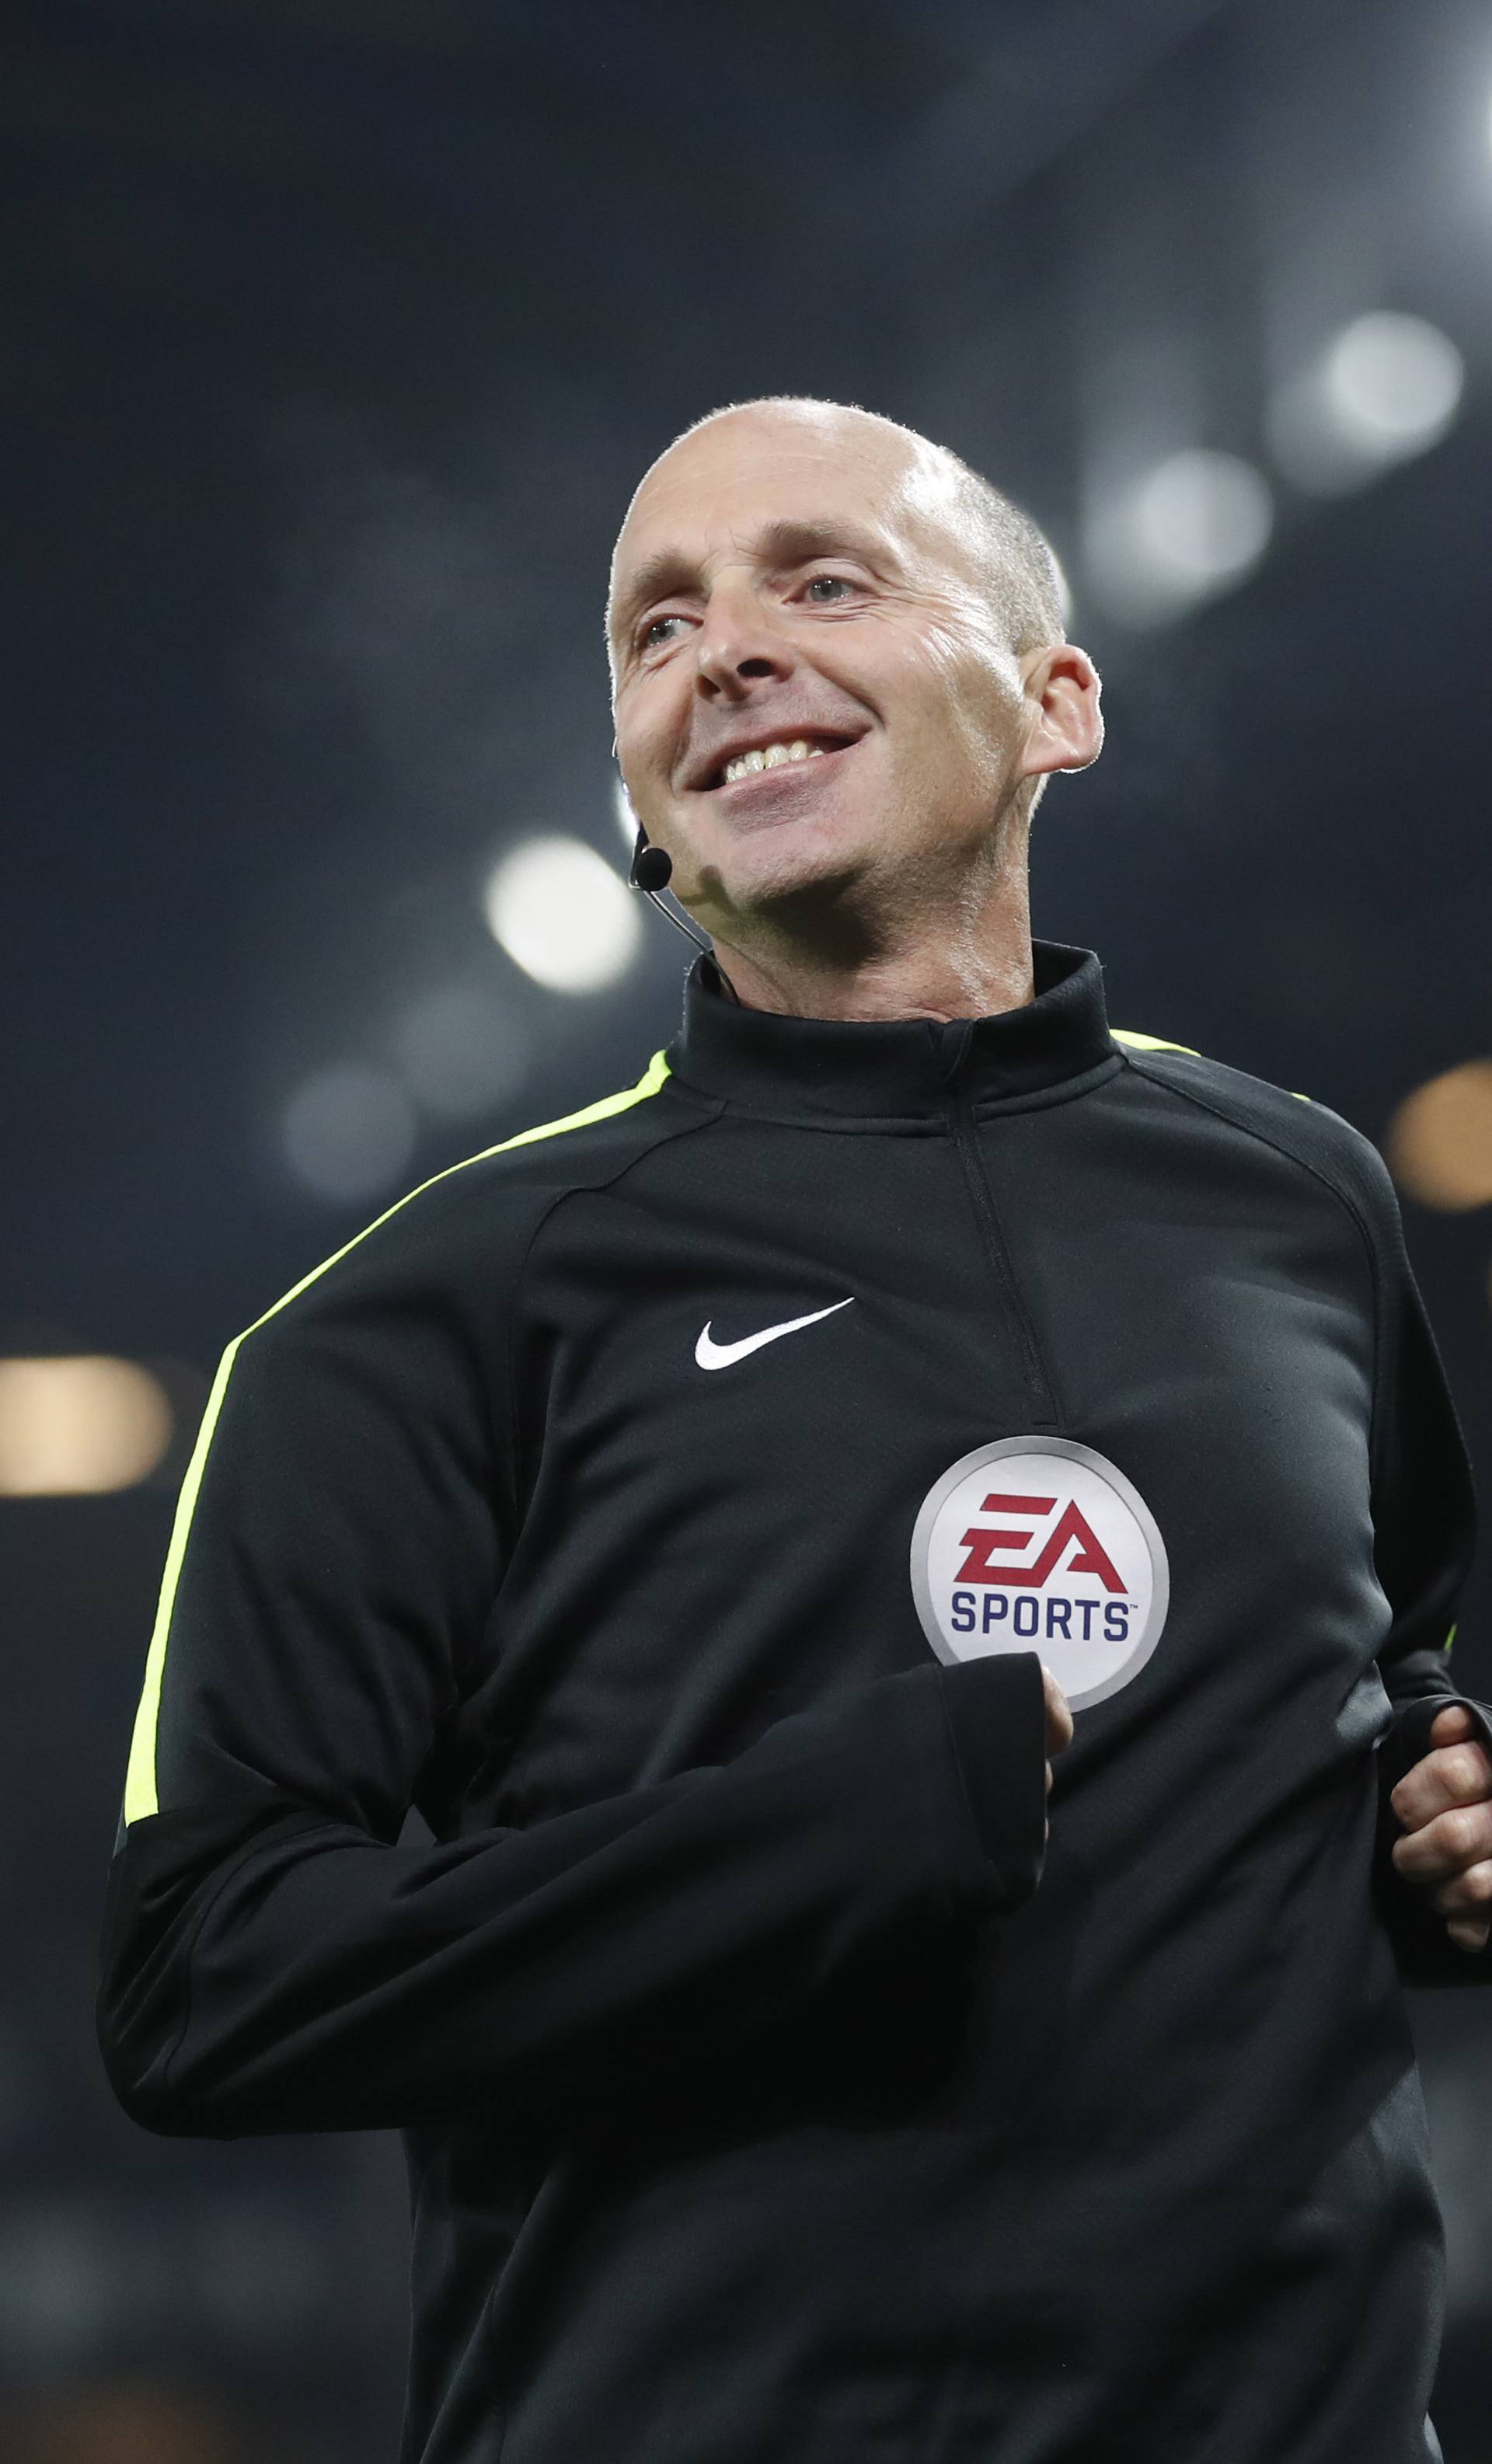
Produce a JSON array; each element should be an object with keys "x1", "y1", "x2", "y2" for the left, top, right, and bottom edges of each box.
[{"x1": 705, "y1": 843, "x2": 1036, "y2": 1026}]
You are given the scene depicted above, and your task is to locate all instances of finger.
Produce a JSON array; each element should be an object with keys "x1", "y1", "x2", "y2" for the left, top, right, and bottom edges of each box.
[
  {"x1": 1429, "y1": 1860, "x2": 1492, "y2": 1925},
  {"x1": 1445, "y1": 1915, "x2": 1491, "y2": 1955},
  {"x1": 1041, "y1": 1665, "x2": 1074, "y2": 1755},
  {"x1": 1429, "y1": 1703, "x2": 1478, "y2": 1748},
  {"x1": 1392, "y1": 1801, "x2": 1492, "y2": 1884},
  {"x1": 1389, "y1": 1740, "x2": 1492, "y2": 1834}
]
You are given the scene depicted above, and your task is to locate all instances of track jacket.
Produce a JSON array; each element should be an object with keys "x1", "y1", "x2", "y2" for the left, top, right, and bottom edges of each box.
[{"x1": 99, "y1": 937, "x2": 1490, "y2": 2464}]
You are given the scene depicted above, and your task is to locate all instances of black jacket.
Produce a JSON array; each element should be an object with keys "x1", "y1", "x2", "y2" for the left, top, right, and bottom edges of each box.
[{"x1": 99, "y1": 939, "x2": 1489, "y2": 2463}]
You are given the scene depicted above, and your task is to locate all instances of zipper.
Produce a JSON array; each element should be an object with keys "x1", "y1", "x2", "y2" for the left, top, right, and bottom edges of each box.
[{"x1": 941, "y1": 1026, "x2": 1059, "y2": 1426}]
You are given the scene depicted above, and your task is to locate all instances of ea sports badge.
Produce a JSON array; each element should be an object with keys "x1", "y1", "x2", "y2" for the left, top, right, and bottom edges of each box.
[{"x1": 910, "y1": 1437, "x2": 1169, "y2": 1709}]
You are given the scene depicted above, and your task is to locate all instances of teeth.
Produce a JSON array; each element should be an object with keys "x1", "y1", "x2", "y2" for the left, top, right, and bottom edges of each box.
[{"x1": 722, "y1": 737, "x2": 829, "y2": 784}]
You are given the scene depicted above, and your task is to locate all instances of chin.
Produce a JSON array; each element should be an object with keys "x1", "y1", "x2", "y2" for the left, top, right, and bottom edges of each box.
[
  {"x1": 713, "y1": 808, "x2": 877, "y2": 910},
  {"x1": 723, "y1": 845, "x2": 870, "y2": 927}
]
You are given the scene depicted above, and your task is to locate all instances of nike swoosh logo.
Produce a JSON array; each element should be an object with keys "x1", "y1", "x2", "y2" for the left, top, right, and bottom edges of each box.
[{"x1": 695, "y1": 1298, "x2": 854, "y2": 1372}]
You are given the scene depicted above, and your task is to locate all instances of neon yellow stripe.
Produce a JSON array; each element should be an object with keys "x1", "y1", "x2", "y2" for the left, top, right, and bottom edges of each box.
[
  {"x1": 1113, "y1": 1028, "x2": 1312, "y2": 1102},
  {"x1": 1110, "y1": 1028, "x2": 1201, "y2": 1056},
  {"x1": 1445, "y1": 1622, "x2": 1458, "y2": 1654},
  {"x1": 121, "y1": 1049, "x2": 672, "y2": 1826}
]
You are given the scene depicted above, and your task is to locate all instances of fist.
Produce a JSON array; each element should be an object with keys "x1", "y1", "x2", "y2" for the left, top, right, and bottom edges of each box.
[
  {"x1": 1042, "y1": 1663, "x2": 1074, "y2": 1811},
  {"x1": 1389, "y1": 1703, "x2": 1492, "y2": 1955}
]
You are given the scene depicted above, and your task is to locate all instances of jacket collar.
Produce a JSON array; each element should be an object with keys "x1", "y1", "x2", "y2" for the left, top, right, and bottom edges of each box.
[{"x1": 667, "y1": 939, "x2": 1121, "y2": 1121}]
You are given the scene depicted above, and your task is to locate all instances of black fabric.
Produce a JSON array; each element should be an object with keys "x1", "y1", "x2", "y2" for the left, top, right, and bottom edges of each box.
[
  {"x1": 673, "y1": 939, "x2": 1119, "y2": 1119},
  {"x1": 98, "y1": 938, "x2": 1480, "y2": 2464}
]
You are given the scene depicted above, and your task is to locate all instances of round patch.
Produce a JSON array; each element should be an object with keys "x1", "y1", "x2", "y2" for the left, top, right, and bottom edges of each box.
[{"x1": 909, "y1": 1437, "x2": 1169, "y2": 1710}]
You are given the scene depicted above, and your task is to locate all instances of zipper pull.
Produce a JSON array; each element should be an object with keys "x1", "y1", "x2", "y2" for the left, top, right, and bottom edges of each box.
[{"x1": 937, "y1": 1019, "x2": 974, "y2": 1089}]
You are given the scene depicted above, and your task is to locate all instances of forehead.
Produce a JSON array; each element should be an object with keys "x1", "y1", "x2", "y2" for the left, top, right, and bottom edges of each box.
[{"x1": 612, "y1": 413, "x2": 966, "y2": 596}]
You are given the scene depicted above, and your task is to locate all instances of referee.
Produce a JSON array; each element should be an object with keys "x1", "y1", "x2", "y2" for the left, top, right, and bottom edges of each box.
[{"x1": 102, "y1": 396, "x2": 1492, "y2": 2463}]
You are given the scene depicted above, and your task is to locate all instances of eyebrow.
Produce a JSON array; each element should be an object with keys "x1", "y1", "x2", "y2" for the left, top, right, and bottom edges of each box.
[{"x1": 609, "y1": 517, "x2": 898, "y2": 650}]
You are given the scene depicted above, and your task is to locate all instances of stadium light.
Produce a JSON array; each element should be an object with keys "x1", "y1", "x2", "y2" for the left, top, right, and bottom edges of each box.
[
  {"x1": 483, "y1": 836, "x2": 641, "y2": 994},
  {"x1": 1385, "y1": 1062, "x2": 1492, "y2": 1211},
  {"x1": 0, "y1": 1357, "x2": 173, "y2": 1497},
  {"x1": 1085, "y1": 448, "x2": 1274, "y2": 624},
  {"x1": 392, "y1": 984, "x2": 532, "y2": 1122},
  {"x1": 281, "y1": 1061, "x2": 418, "y2": 1203},
  {"x1": 1267, "y1": 312, "x2": 1463, "y2": 496}
]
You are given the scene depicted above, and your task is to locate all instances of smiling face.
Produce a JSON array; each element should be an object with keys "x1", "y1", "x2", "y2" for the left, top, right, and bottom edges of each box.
[{"x1": 608, "y1": 403, "x2": 1059, "y2": 946}]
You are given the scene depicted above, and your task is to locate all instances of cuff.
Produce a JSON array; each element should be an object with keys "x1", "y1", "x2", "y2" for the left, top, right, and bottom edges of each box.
[{"x1": 933, "y1": 1653, "x2": 1050, "y2": 1913}]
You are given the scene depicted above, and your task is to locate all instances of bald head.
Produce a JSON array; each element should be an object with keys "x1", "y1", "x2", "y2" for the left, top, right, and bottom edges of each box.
[{"x1": 608, "y1": 396, "x2": 1065, "y2": 671}]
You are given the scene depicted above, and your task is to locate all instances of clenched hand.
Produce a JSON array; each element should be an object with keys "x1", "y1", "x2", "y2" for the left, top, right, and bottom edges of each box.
[
  {"x1": 1042, "y1": 1663, "x2": 1074, "y2": 1830},
  {"x1": 1389, "y1": 1703, "x2": 1492, "y2": 1955}
]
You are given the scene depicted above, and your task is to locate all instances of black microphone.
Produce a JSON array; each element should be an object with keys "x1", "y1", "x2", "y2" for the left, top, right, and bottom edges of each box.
[
  {"x1": 633, "y1": 841, "x2": 675, "y2": 894},
  {"x1": 627, "y1": 823, "x2": 713, "y2": 957}
]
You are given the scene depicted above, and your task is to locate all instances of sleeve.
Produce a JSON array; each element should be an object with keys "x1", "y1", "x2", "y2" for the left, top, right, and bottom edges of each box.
[
  {"x1": 1354, "y1": 1136, "x2": 1492, "y2": 1985},
  {"x1": 98, "y1": 1217, "x2": 1052, "y2": 2138}
]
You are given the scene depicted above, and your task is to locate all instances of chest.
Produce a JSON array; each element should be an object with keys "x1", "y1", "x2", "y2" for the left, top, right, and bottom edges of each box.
[{"x1": 466, "y1": 1107, "x2": 1379, "y2": 1808}]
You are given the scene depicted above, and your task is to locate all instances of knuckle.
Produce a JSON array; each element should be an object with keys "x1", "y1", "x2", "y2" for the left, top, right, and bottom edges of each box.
[{"x1": 1443, "y1": 1808, "x2": 1480, "y2": 1861}]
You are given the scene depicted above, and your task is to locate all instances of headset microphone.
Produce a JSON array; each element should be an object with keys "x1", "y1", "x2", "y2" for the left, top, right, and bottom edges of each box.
[
  {"x1": 628, "y1": 822, "x2": 714, "y2": 957},
  {"x1": 632, "y1": 839, "x2": 675, "y2": 894}
]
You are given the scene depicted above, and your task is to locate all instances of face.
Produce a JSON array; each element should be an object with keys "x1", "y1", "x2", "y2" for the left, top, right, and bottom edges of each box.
[{"x1": 608, "y1": 407, "x2": 1048, "y2": 936}]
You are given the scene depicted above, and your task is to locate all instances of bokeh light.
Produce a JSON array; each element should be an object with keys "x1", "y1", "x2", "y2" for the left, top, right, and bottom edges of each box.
[
  {"x1": 0, "y1": 1357, "x2": 173, "y2": 1497},
  {"x1": 1130, "y1": 451, "x2": 1274, "y2": 595},
  {"x1": 1324, "y1": 313, "x2": 1462, "y2": 457},
  {"x1": 482, "y1": 835, "x2": 642, "y2": 993},
  {"x1": 392, "y1": 984, "x2": 532, "y2": 1121},
  {"x1": 1267, "y1": 311, "x2": 1463, "y2": 496},
  {"x1": 1084, "y1": 448, "x2": 1274, "y2": 624},
  {"x1": 1385, "y1": 1061, "x2": 1492, "y2": 1210},
  {"x1": 281, "y1": 1062, "x2": 418, "y2": 1203}
]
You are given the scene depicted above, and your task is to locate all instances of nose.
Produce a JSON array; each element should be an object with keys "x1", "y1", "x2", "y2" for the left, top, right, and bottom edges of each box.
[{"x1": 692, "y1": 576, "x2": 795, "y2": 702}]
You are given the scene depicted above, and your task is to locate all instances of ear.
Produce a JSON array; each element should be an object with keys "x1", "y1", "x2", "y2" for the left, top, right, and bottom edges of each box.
[{"x1": 1015, "y1": 643, "x2": 1103, "y2": 782}]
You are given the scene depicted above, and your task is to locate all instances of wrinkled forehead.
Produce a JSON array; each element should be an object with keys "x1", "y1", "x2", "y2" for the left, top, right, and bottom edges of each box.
[{"x1": 609, "y1": 413, "x2": 969, "y2": 605}]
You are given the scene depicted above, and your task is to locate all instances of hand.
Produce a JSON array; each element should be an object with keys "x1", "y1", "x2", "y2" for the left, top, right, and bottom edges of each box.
[
  {"x1": 1041, "y1": 1664, "x2": 1074, "y2": 1811},
  {"x1": 1389, "y1": 1704, "x2": 1492, "y2": 1955}
]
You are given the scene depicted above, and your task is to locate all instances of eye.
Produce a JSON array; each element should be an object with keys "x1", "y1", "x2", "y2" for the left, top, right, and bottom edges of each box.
[
  {"x1": 640, "y1": 612, "x2": 692, "y2": 653},
  {"x1": 802, "y1": 573, "x2": 856, "y2": 605}
]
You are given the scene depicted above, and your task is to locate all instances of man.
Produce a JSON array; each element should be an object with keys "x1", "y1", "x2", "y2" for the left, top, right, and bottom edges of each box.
[{"x1": 101, "y1": 397, "x2": 1492, "y2": 2462}]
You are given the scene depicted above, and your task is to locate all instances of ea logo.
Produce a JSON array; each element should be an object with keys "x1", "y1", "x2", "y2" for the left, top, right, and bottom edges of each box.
[{"x1": 910, "y1": 1437, "x2": 1169, "y2": 1709}]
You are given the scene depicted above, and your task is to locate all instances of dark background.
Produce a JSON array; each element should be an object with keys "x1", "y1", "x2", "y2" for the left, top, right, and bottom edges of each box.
[{"x1": 4, "y1": 2, "x2": 1490, "y2": 2456}]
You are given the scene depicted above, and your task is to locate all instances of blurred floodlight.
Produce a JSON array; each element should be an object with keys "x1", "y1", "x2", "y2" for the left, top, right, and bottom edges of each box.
[
  {"x1": 1132, "y1": 451, "x2": 1274, "y2": 591},
  {"x1": 483, "y1": 835, "x2": 642, "y2": 993},
  {"x1": 282, "y1": 1061, "x2": 418, "y2": 1203},
  {"x1": 1325, "y1": 314, "x2": 1462, "y2": 454},
  {"x1": 1086, "y1": 448, "x2": 1273, "y2": 624},
  {"x1": 392, "y1": 984, "x2": 532, "y2": 1121},
  {"x1": 0, "y1": 1356, "x2": 173, "y2": 1497},
  {"x1": 1385, "y1": 1061, "x2": 1492, "y2": 1210},
  {"x1": 1267, "y1": 312, "x2": 1463, "y2": 495}
]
